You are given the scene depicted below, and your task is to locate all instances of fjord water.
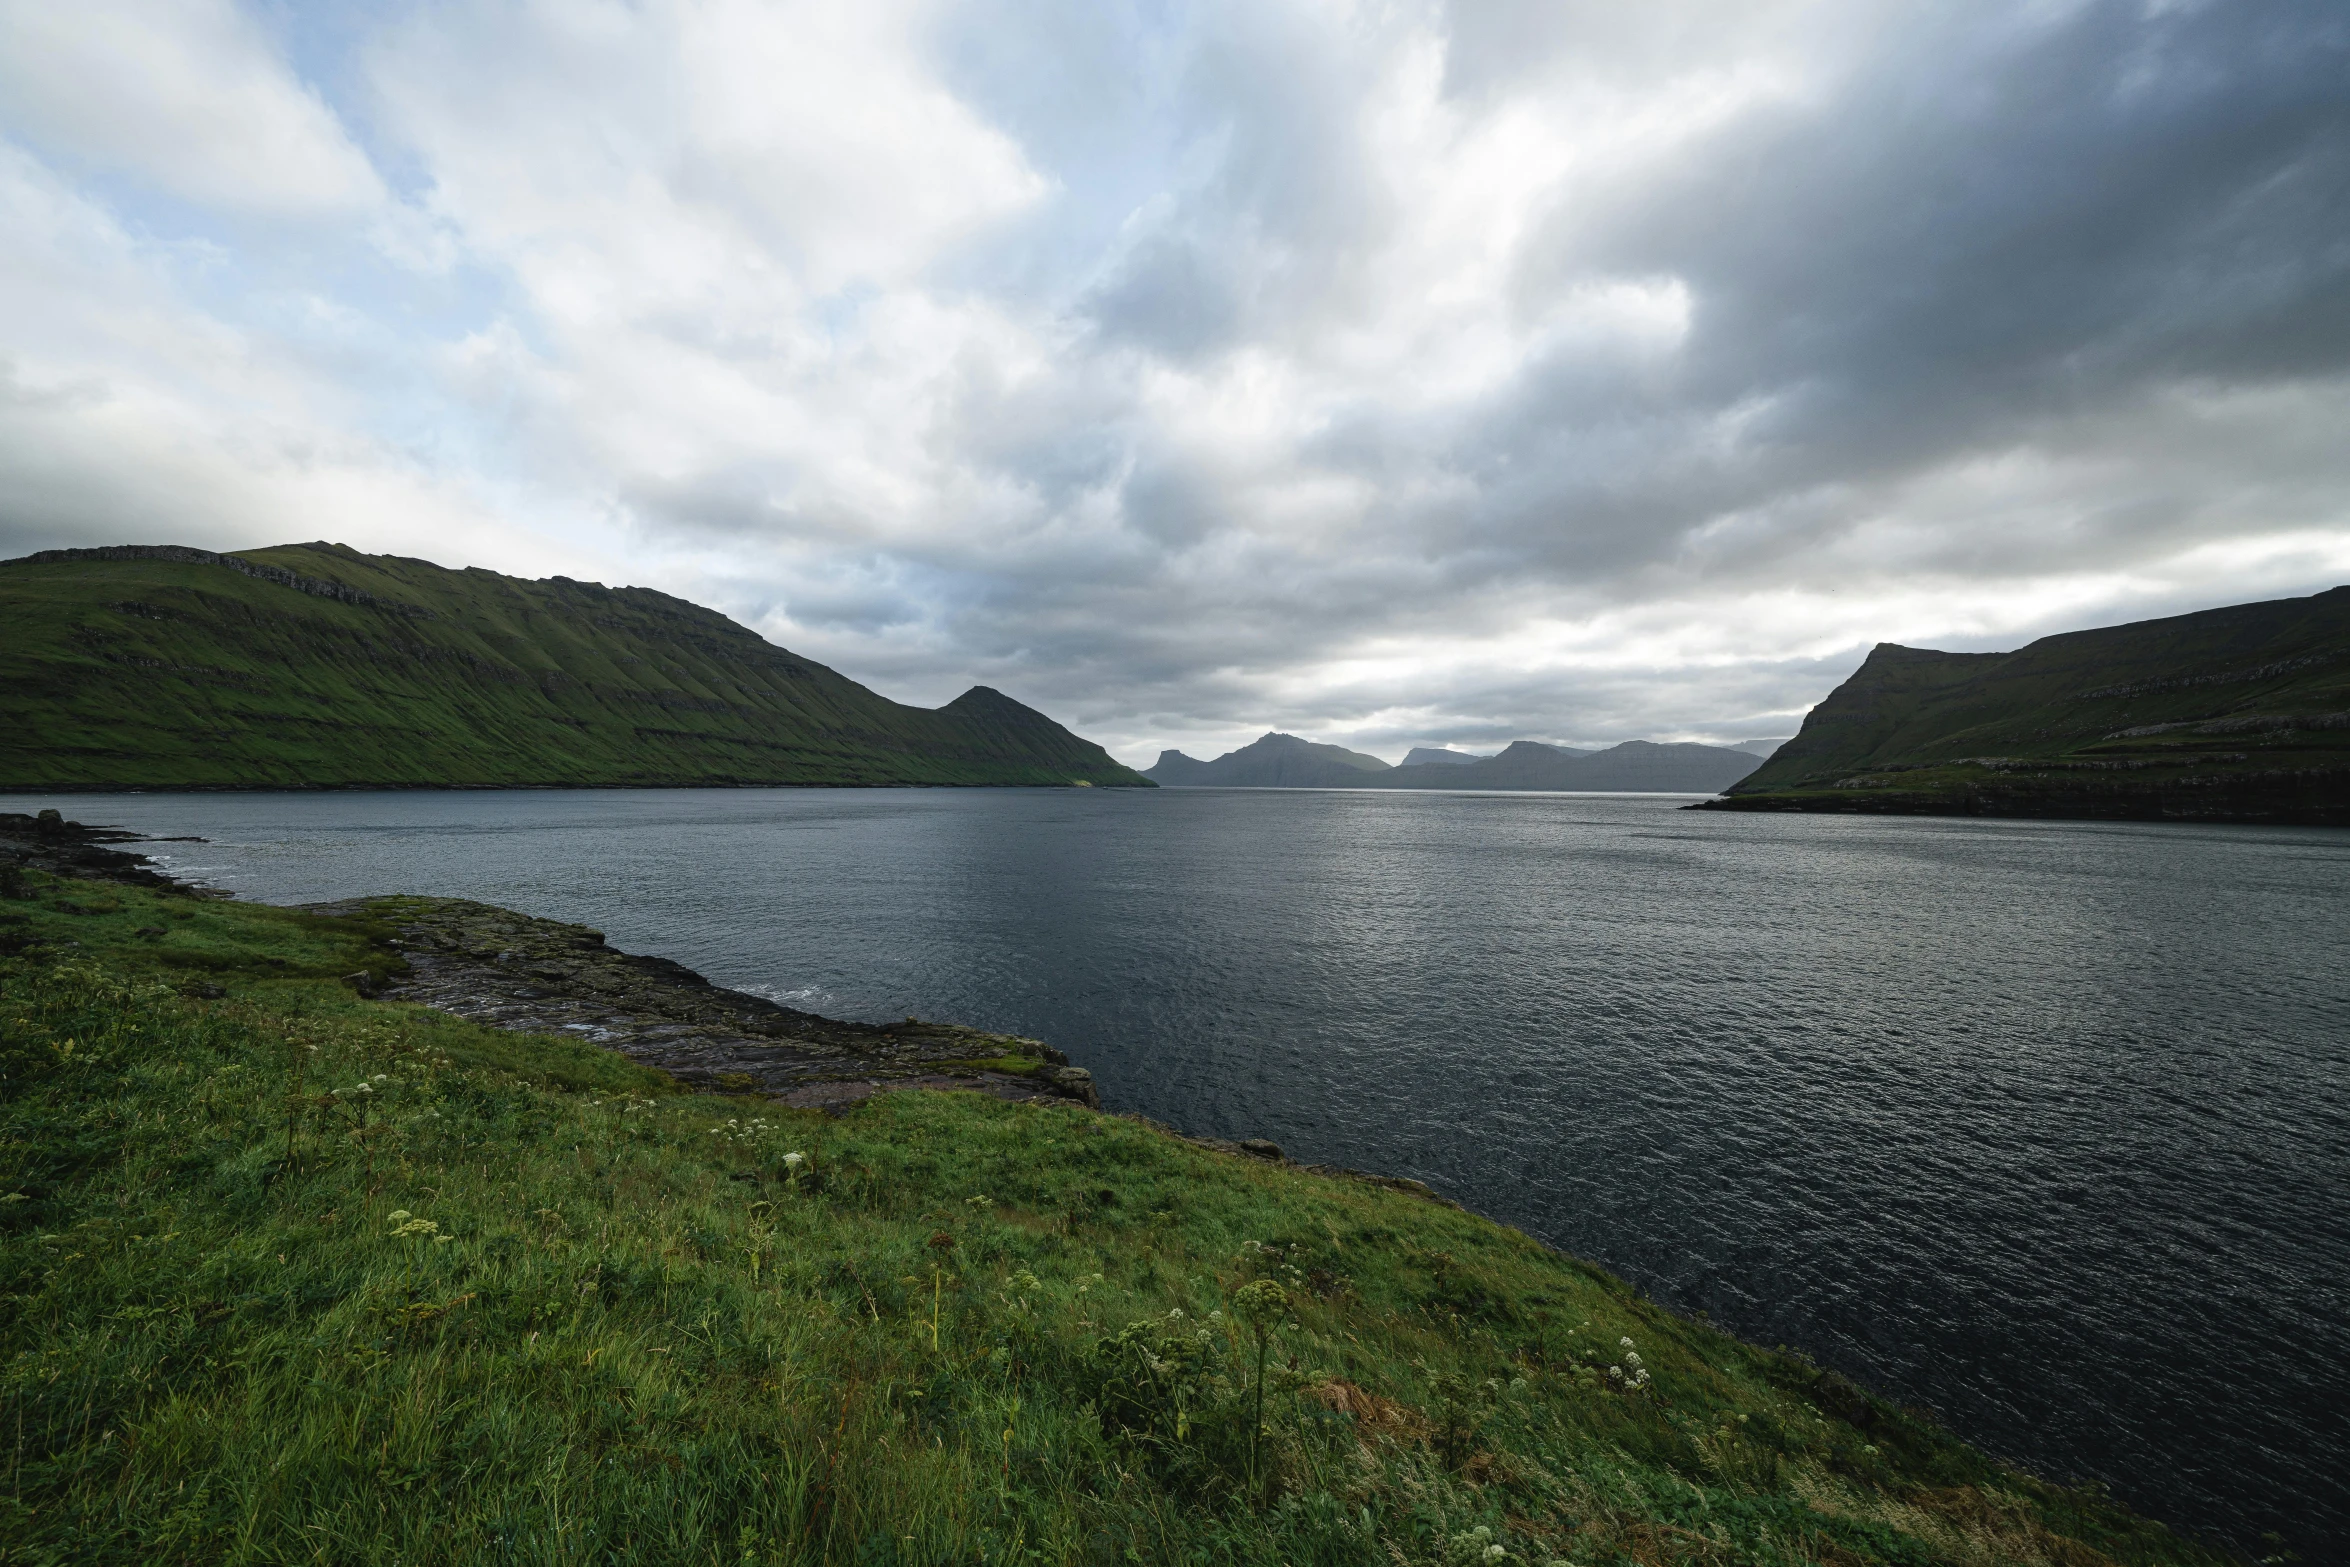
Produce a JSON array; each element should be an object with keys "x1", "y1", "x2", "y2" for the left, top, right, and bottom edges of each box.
[{"x1": 15, "y1": 787, "x2": 2345, "y2": 1557}]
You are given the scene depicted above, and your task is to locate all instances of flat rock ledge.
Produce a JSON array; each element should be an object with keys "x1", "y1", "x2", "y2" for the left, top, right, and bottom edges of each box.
[{"x1": 308, "y1": 895, "x2": 1101, "y2": 1113}]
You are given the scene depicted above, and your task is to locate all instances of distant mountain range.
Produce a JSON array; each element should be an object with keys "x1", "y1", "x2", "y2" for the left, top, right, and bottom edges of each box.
[
  {"x1": 1, "y1": 544, "x2": 1151, "y2": 789},
  {"x1": 1705, "y1": 585, "x2": 2350, "y2": 823},
  {"x1": 1143, "y1": 732, "x2": 1764, "y2": 792},
  {"x1": 1144, "y1": 733, "x2": 1392, "y2": 789},
  {"x1": 1384, "y1": 740, "x2": 1764, "y2": 792}
]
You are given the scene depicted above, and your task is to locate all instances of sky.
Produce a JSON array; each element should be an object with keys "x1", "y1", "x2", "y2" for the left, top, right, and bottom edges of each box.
[{"x1": 1, "y1": 0, "x2": 2346, "y2": 767}]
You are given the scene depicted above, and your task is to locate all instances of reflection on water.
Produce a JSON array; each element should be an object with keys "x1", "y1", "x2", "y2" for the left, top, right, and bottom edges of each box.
[{"x1": 10, "y1": 786, "x2": 2346, "y2": 1558}]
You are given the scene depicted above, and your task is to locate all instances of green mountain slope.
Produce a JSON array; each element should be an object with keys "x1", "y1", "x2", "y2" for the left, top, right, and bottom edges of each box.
[
  {"x1": 1708, "y1": 585, "x2": 2350, "y2": 822},
  {"x1": 0, "y1": 544, "x2": 1150, "y2": 790}
]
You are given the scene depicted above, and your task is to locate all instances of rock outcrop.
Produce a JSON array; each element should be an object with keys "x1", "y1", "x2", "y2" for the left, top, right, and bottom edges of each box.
[{"x1": 323, "y1": 896, "x2": 1104, "y2": 1112}]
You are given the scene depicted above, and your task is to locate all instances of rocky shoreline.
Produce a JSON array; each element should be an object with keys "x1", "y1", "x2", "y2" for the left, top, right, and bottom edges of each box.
[
  {"x1": 0, "y1": 808, "x2": 204, "y2": 892},
  {"x1": 330, "y1": 894, "x2": 1101, "y2": 1111}
]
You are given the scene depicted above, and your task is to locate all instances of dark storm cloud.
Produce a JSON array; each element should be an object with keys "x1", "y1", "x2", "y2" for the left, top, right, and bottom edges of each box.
[
  {"x1": 1689, "y1": 8, "x2": 2341, "y2": 398},
  {"x1": 1425, "y1": 0, "x2": 2350, "y2": 582}
]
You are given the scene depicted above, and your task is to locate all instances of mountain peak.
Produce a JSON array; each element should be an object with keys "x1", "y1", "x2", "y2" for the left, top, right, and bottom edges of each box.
[{"x1": 943, "y1": 684, "x2": 1024, "y2": 713}]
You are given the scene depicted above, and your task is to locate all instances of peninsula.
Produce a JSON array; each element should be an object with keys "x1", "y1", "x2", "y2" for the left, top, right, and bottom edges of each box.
[
  {"x1": 0, "y1": 807, "x2": 2224, "y2": 1564},
  {"x1": 0, "y1": 544, "x2": 1150, "y2": 790},
  {"x1": 1704, "y1": 585, "x2": 2350, "y2": 823}
]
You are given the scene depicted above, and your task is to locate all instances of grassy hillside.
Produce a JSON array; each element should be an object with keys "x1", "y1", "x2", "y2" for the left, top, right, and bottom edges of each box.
[
  {"x1": 0, "y1": 544, "x2": 1150, "y2": 789},
  {"x1": 0, "y1": 867, "x2": 2229, "y2": 1564},
  {"x1": 1711, "y1": 587, "x2": 2350, "y2": 822}
]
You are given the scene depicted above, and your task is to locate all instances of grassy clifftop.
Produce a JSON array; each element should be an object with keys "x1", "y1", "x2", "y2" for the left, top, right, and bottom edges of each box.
[
  {"x1": 0, "y1": 858, "x2": 2226, "y2": 1563},
  {"x1": 1710, "y1": 586, "x2": 2350, "y2": 822},
  {"x1": 0, "y1": 544, "x2": 1150, "y2": 789}
]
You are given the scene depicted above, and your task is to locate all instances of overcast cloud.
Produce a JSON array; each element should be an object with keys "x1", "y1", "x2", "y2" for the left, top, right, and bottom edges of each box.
[{"x1": 1, "y1": 0, "x2": 2345, "y2": 764}]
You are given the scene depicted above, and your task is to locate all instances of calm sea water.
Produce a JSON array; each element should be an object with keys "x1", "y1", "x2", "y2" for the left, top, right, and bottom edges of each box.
[{"x1": 10, "y1": 786, "x2": 2346, "y2": 1558}]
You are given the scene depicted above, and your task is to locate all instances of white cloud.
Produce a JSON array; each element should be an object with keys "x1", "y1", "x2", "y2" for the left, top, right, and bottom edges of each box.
[
  {"x1": 0, "y1": 0, "x2": 386, "y2": 215},
  {"x1": 373, "y1": 0, "x2": 1046, "y2": 293},
  {"x1": 356, "y1": 0, "x2": 1067, "y2": 572},
  {"x1": 0, "y1": 138, "x2": 607, "y2": 580}
]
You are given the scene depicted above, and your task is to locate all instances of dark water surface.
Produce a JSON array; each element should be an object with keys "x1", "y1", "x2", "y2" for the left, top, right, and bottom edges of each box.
[{"x1": 11, "y1": 787, "x2": 2347, "y2": 1557}]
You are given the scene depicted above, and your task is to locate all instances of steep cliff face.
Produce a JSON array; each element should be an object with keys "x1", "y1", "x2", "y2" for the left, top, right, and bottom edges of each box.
[
  {"x1": 0, "y1": 543, "x2": 1150, "y2": 789},
  {"x1": 1733, "y1": 644, "x2": 2001, "y2": 789},
  {"x1": 1713, "y1": 586, "x2": 2350, "y2": 823}
]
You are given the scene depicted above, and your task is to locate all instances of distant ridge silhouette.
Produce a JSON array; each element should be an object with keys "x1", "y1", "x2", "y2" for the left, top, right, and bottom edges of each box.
[{"x1": 1143, "y1": 733, "x2": 1763, "y2": 792}]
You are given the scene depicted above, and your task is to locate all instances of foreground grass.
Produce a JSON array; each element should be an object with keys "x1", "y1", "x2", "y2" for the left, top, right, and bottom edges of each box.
[{"x1": 0, "y1": 876, "x2": 2228, "y2": 1565}]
